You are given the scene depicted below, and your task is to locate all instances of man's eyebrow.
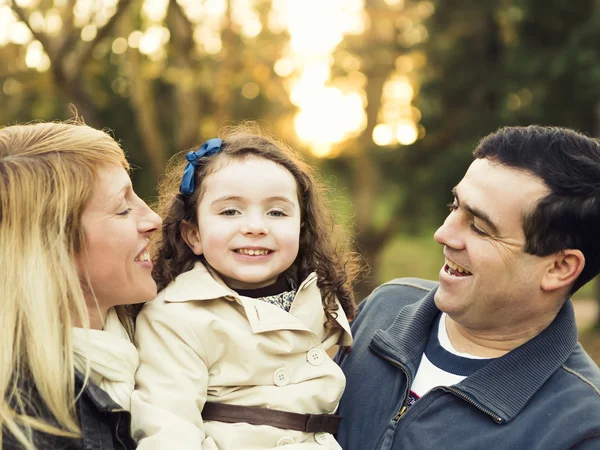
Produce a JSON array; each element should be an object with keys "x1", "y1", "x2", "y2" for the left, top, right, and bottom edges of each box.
[{"x1": 452, "y1": 188, "x2": 499, "y2": 234}]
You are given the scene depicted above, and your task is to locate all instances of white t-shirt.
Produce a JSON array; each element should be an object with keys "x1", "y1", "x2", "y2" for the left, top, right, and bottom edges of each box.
[{"x1": 407, "y1": 313, "x2": 493, "y2": 407}]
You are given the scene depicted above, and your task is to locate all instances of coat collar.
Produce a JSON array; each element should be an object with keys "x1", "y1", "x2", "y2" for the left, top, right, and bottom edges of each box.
[
  {"x1": 370, "y1": 286, "x2": 578, "y2": 423},
  {"x1": 163, "y1": 262, "x2": 352, "y2": 344}
]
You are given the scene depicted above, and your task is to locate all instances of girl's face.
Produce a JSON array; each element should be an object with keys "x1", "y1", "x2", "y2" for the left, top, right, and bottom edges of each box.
[{"x1": 183, "y1": 156, "x2": 301, "y2": 290}]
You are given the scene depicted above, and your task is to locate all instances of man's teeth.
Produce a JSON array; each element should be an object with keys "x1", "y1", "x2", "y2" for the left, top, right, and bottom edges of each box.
[
  {"x1": 236, "y1": 248, "x2": 270, "y2": 256},
  {"x1": 446, "y1": 260, "x2": 471, "y2": 275},
  {"x1": 135, "y1": 250, "x2": 151, "y2": 262}
]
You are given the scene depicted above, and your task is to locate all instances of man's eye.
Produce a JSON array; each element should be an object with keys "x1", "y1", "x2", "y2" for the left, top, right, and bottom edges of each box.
[{"x1": 469, "y1": 223, "x2": 487, "y2": 236}]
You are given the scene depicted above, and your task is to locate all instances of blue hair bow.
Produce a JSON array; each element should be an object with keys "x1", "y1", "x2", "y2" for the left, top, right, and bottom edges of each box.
[{"x1": 179, "y1": 138, "x2": 223, "y2": 196}]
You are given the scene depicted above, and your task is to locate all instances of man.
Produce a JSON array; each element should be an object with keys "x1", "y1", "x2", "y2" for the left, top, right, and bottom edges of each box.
[{"x1": 336, "y1": 126, "x2": 600, "y2": 449}]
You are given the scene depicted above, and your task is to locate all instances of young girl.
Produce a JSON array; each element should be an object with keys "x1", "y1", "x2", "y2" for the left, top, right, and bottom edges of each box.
[{"x1": 131, "y1": 126, "x2": 359, "y2": 449}]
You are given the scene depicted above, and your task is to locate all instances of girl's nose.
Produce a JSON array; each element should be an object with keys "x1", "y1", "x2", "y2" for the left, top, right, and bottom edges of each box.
[{"x1": 240, "y1": 216, "x2": 268, "y2": 236}]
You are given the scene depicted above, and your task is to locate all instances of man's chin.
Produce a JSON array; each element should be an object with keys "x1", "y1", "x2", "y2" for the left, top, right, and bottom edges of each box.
[{"x1": 434, "y1": 288, "x2": 463, "y2": 315}]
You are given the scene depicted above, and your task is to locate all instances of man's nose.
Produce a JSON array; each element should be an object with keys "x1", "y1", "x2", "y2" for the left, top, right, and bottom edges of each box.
[{"x1": 434, "y1": 212, "x2": 464, "y2": 250}]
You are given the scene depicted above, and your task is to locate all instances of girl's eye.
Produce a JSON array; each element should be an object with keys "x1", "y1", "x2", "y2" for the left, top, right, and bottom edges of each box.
[
  {"x1": 447, "y1": 202, "x2": 458, "y2": 213},
  {"x1": 117, "y1": 207, "x2": 132, "y2": 216},
  {"x1": 268, "y1": 209, "x2": 287, "y2": 217},
  {"x1": 220, "y1": 209, "x2": 239, "y2": 216},
  {"x1": 469, "y1": 223, "x2": 487, "y2": 236}
]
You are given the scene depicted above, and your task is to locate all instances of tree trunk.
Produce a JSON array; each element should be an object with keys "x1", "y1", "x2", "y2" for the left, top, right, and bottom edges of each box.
[
  {"x1": 122, "y1": 12, "x2": 168, "y2": 179},
  {"x1": 168, "y1": 0, "x2": 202, "y2": 150},
  {"x1": 350, "y1": 3, "x2": 402, "y2": 299}
]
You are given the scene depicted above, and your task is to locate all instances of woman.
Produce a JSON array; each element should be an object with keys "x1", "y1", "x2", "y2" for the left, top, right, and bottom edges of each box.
[{"x1": 0, "y1": 120, "x2": 161, "y2": 449}]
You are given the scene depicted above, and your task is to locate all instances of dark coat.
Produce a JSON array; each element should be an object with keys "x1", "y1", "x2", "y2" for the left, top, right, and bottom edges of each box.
[
  {"x1": 3, "y1": 371, "x2": 135, "y2": 449},
  {"x1": 335, "y1": 278, "x2": 600, "y2": 450}
]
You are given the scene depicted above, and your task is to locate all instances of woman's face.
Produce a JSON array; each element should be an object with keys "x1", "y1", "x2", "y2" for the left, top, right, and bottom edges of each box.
[{"x1": 77, "y1": 164, "x2": 162, "y2": 314}]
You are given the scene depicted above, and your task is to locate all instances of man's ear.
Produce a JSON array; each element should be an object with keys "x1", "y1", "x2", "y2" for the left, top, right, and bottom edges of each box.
[
  {"x1": 541, "y1": 250, "x2": 585, "y2": 292},
  {"x1": 181, "y1": 221, "x2": 203, "y2": 256}
]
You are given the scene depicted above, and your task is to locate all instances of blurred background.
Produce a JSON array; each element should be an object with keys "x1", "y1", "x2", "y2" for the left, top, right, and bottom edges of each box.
[{"x1": 1, "y1": 0, "x2": 600, "y2": 355}]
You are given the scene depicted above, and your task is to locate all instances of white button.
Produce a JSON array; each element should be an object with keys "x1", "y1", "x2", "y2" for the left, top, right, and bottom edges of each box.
[
  {"x1": 307, "y1": 347, "x2": 325, "y2": 366},
  {"x1": 276, "y1": 436, "x2": 295, "y2": 446},
  {"x1": 273, "y1": 367, "x2": 290, "y2": 386},
  {"x1": 315, "y1": 432, "x2": 336, "y2": 446}
]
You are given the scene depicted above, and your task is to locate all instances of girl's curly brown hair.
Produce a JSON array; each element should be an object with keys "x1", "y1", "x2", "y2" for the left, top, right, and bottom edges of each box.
[{"x1": 152, "y1": 123, "x2": 360, "y2": 330}]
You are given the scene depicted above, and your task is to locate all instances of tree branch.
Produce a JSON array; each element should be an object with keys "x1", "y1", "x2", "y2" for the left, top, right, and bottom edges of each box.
[
  {"x1": 10, "y1": 3, "x2": 56, "y2": 60},
  {"x1": 56, "y1": 0, "x2": 80, "y2": 62},
  {"x1": 168, "y1": 0, "x2": 202, "y2": 149},
  {"x1": 69, "y1": 0, "x2": 133, "y2": 79}
]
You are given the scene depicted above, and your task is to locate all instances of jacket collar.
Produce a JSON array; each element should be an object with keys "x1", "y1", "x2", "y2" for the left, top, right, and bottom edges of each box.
[
  {"x1": 163, "y1": 262, "x2": 352, "y2": 344},
  {"x1": 75, "y1": 370, "x2": 126, "y2": 413},
  {"x1": 370, "y1": 286, "x2": 578, "y2": 423}
]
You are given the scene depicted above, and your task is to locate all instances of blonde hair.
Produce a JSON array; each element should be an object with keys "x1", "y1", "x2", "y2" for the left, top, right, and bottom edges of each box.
[{"x1": 0, "y1": 121, "x2": 130, "y2": 449}]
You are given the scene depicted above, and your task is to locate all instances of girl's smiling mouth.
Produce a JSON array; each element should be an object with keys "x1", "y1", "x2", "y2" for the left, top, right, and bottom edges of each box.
[{"x1": 234, "y1": 248, "x2": 273, "y2": 256}]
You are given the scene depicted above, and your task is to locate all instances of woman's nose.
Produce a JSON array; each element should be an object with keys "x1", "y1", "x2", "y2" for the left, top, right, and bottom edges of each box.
[{"x1": 139, "y1": 204, "x2": 162, "y2": 236}]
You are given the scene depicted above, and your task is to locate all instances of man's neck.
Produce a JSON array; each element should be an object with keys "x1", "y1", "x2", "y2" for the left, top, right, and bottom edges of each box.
[{"x1": 444, "y1": 311, "x2": 560, "y2": 358}]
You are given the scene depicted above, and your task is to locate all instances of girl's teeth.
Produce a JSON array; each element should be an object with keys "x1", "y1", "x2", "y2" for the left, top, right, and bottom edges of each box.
[{"x1": 237, "y1": 249, "x2": 268, "y2": 256}]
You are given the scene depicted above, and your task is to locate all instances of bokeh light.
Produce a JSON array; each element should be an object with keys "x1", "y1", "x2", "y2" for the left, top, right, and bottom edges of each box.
[{"x1": 0, "y1": 0, "x2": 424, "y2": 150}]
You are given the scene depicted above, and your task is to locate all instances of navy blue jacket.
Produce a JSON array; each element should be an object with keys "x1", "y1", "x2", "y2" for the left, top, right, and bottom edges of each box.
[
  {"x1": 3, "y1": 371, "x2": 135, "y2": 449},
  {"x1": 336, "y1": 279, "x2": 600, "y2": 450}
]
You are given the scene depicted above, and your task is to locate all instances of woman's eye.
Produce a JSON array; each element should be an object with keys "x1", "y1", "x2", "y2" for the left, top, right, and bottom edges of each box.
[
  {"x1": 220, "y1": 209, "x2": 239, "y2": 216},
  {"x1": 447, "y1": 202, "x2": 458, "y2": 213},
  {"x1": 117, "y1": 208, "x2": 132, "y2": 216}
]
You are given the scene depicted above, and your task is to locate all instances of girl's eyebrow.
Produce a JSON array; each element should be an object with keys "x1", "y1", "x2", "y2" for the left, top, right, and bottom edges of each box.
[
  {"x1": 211, "y1": 195, "x2": 297, "y2": 208},
  {"x1": 211, "y1": 195, "x2": 242, "y2": 206},
  {"x1": 265, "y1": 196, "x2": 297, "y2": 207}
]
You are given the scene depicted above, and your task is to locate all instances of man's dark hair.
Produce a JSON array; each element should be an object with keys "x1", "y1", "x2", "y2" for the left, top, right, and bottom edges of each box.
[{"x1": 473, "y1": 125, "x2": 600, "y2": 294}]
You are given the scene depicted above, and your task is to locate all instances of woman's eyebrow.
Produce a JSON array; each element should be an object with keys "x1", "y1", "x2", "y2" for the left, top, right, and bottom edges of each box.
[{"x1": 108, "y1": 184, "x2": 131, "y2": 205}]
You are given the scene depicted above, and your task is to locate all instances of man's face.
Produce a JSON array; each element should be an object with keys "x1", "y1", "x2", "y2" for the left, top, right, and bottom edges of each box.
[{"x1": 433, "y1": 158, "x2": 555, "y2": 331}]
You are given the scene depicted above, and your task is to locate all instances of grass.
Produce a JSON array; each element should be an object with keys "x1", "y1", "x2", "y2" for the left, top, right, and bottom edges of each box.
[{"x1": 580, "y1": 330, "x2": 600, "y2": 365}]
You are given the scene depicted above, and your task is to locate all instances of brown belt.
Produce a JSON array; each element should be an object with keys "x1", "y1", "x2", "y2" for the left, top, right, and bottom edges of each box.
[{"x1": 202, "y1": 402, "x2": 341, "y2": 435}]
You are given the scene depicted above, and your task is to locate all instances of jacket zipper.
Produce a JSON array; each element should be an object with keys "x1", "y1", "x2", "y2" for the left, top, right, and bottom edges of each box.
[
  {"x1": 377, "y1": 354, "x2": 413, "y2": 423},
  {"x1": 378, "y1": 354, "x2": 503, "y2": 424},
  {"x1": 445, "y1": 387, "x2": 503, "y2": 423}
]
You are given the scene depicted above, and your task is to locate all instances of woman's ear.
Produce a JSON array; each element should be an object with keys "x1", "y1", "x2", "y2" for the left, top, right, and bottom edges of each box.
[
  {"x1": 180, "y1": 221, "x2": 203, "y2": 255},
  {"x1": 541, "y1": 250, "x2": 585, "y2": 293}
]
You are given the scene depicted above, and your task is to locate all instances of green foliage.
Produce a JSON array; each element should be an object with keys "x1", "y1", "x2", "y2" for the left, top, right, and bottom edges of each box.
[
  {"x1": 2, "y1": 0, "x2": 600, "y2": 301},
  {"x1": 377, "y1": 231, "x2": 444, "y2": 287}
]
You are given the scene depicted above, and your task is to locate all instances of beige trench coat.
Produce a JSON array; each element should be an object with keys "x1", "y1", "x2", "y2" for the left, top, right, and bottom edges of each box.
[{"x1": 131, "y1": 262, "x2": 352, "y2": 450}]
